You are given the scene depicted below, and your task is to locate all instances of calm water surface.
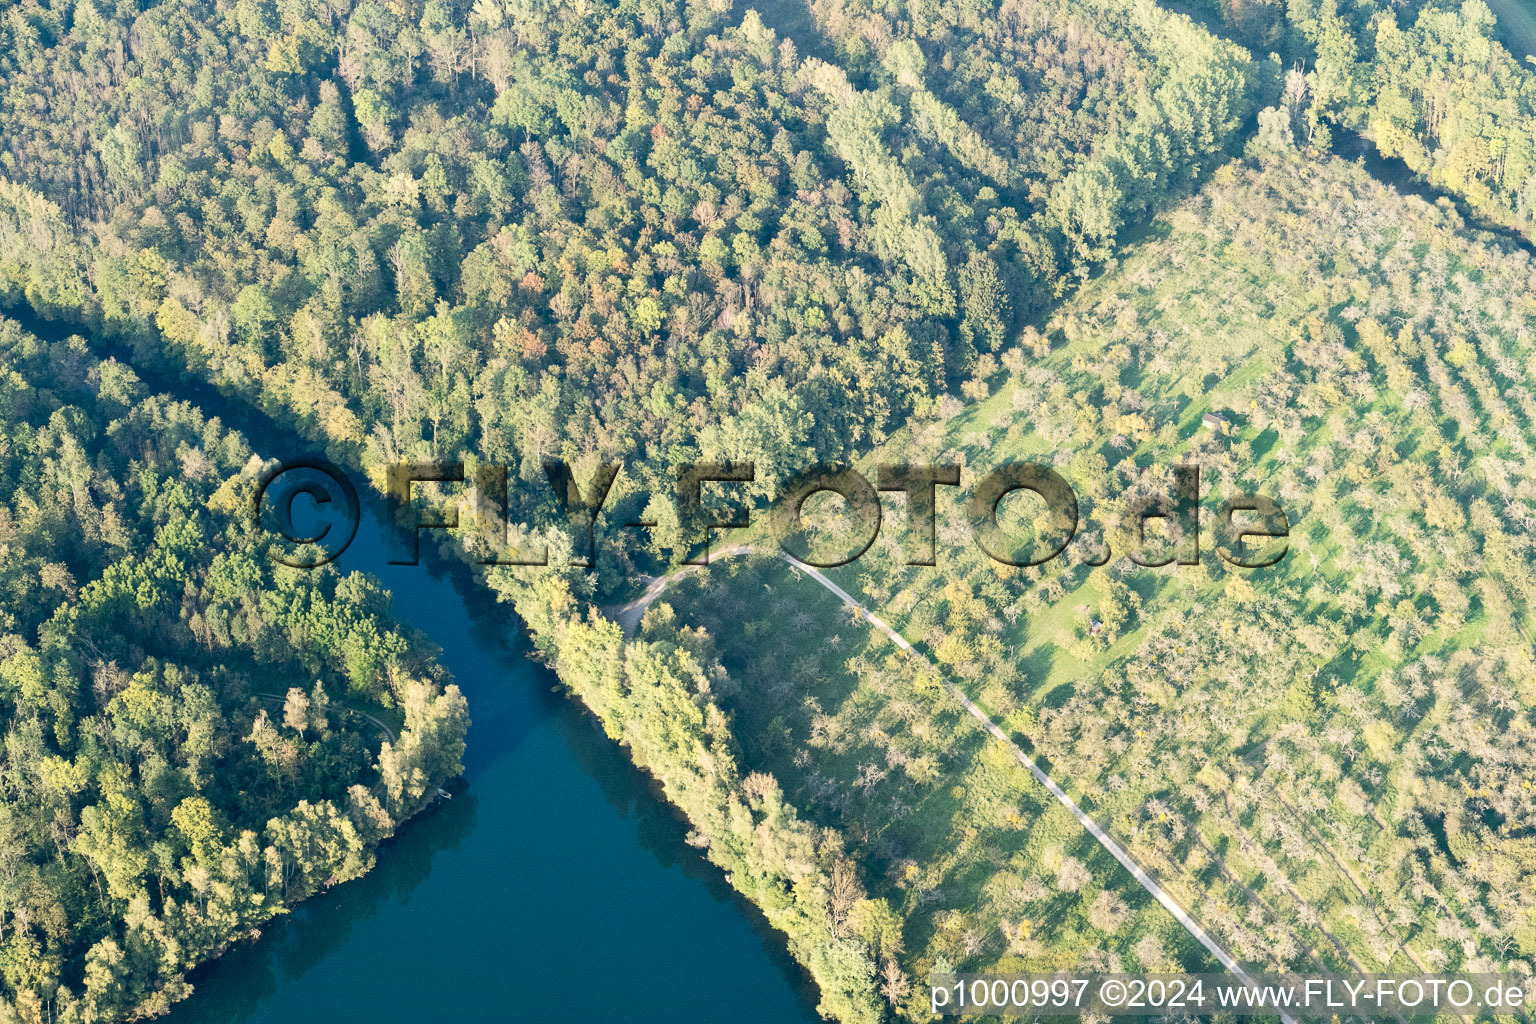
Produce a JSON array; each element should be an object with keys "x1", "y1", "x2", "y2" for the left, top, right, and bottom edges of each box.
[
  {"x1": 157, "y1": 498, "x2": 821, "y2": 1024},
  {"x1": 161, "y1": 494, "x2": 821, "y2": 1024},
  {"x1": 2, "y1": 302, "x2": 819, "y2": 1024},
  {"x1": 161, "y1": 1, "x2": 1536, "y2": 1016}
]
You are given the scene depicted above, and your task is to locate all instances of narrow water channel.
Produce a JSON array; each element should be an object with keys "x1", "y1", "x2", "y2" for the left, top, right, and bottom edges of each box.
[{"x1": 3, "y1": 302, "x2": 821, "y2": 1024}]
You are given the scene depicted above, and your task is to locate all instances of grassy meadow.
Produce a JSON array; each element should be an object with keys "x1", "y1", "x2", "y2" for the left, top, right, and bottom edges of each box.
[{"x1": 640, "y1": 149, "x2": 1536, "y2": 993}]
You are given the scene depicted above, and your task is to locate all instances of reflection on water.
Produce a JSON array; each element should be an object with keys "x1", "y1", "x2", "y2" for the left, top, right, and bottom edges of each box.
[
  {"x1": 167, "y1": 793, "x2": 479, "y2": 1023},
  {"x1": 158, "y1": 470, "x2": 819, "y2": 1024},
  {"x1": 1485, "y1": 0, "x2": 1536, "y2": 60},
  {"x1": 0, "y1": 302, "x2": 820, "y2": 1024}
]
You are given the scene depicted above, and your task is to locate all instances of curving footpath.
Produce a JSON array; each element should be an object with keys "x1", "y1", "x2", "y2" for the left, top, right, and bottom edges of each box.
[{"x1": 612, "y1": 544, "x2": 1295, "y2": 1023}]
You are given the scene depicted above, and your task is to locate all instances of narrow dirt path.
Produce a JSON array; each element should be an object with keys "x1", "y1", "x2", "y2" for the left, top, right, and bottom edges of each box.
[{"x1": 612, "y1": 545, "x2": 1294, "y2": 1021}]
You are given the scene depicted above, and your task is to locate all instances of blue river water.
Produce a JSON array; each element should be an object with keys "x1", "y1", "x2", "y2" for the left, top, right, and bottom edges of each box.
[
  {"x1": 0, "y1": 292, "x2": 827, "y2": 1024},
  {"x1": 158, "y1": 492, "x2": 820, "y2": 1023}
]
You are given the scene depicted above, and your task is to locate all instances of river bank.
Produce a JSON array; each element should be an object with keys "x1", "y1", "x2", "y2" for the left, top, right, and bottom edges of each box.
[
  {"x1": 1486, "y1": 0, "x2": 1536, "y2": 59},
  {"x1": 1, "y1": 301, "x2": 821, "y2": 1024}
]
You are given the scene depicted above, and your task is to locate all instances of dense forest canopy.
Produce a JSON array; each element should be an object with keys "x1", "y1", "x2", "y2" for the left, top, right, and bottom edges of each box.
[
  {"x1": 0, "y1": 0, "x2": 1255, "y2": 513},
  {"x1": 1189, "y1": 0, "x2": 1536, "y2": 238},
  {"x1": 1, "y1": 0, "x2": 1536, "y2": 1021},
  {"x1": 0, "y1": 318, "x2": 468, "y2": 1020},
  {"x1": 636, "y1": 150, "x2": 1536, "y2": 1010}
]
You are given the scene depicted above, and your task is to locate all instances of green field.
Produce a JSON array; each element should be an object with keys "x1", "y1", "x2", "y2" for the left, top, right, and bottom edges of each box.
[
  {"x1": 646, "y1": 555, "x2": 1216, "y2": 1013},
  {"x1": 643, "y1": 149, "x2": 1536, "y2": 991},
  {"x1": 6, "y1": 0, "x2": 1536, "y2": 1018}
]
